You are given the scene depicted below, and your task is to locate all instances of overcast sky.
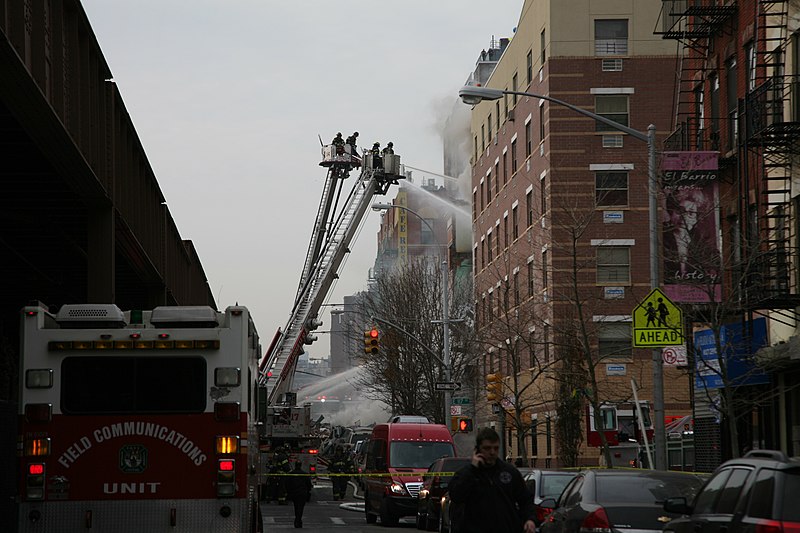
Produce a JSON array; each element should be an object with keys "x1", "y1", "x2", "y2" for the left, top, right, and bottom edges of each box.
[{"x1": 82, "y1": 1, "x2": 522, "y2": 359}]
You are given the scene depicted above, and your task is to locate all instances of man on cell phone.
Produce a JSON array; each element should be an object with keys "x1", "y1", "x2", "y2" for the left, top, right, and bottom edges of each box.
[{"x1": 448, "y1": 427, "x2": 537, "y2": 533}]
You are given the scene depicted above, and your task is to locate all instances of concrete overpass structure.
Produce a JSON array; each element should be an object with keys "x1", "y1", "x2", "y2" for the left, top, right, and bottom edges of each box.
[{"x1": 1, "y1": 3, "x2": 217, "y2": 529}]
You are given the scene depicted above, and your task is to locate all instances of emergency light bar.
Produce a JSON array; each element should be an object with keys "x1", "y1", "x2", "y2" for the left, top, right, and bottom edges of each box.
[{"x1": 48, "y1": 339, "x2": 220, "y2": 351}]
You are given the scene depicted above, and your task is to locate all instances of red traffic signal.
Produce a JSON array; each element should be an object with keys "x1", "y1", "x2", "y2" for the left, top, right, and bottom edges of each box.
[{"x1": 364, "y1": 328, "x2": 380, "y2": 354}]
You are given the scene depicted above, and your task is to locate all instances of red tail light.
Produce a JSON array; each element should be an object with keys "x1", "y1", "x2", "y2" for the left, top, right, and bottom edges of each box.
[
  {"x1": 218, "y1": 460, "x2": 235, "y2": 472},
  {"x1": 536, "y1": 505, "x2": 554, "y2": 523},
  {"x1": 307, "y1": 449, "x2": 318, "y2": 454},
  {"x1": 310, "y1": 465, "x2": 316, "y2": 473},
  {"x1": 755, "y1": 519, "x2": 800, "y2": 533},
  {"x1": 580, "y1": 507, "x2": 612, "y2": 533},
  {"x1": 28, "y1": 464, "x2": 44, "y2": 475}
]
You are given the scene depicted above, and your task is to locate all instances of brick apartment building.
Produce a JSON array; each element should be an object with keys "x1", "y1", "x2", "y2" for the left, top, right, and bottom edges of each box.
[
  {"x1": 467, "y1": 0, "x2": 693, "y2": 467},
  {"x1": 659, "y1": 0, "x2": 800, "y2": 465}
]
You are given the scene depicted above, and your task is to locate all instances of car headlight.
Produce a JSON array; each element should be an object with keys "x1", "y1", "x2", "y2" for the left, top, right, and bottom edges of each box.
[
  {"x1": 389, "y1": 482, "x2": 406, "y2": 495},
  {"x1": 419, "y1": 489, "x2": 429, "y2": 499}
]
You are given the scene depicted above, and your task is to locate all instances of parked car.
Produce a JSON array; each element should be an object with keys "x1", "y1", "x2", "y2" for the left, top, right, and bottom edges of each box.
[
  {"x1": 539, "y1": 469, "x2": 707, "y2": 533},
  {"x1": 521, "y1": 469, "x2": 578, "y2": 526},
  {"x1": 438, "y1": 491, "x2": 454, "y2": 533},
  {"x1": 662, "y1": 449, "x2": 800, "y2": 533},
  {"x1": 416, "y1": 457, "x2": 471, "y2": 531}
]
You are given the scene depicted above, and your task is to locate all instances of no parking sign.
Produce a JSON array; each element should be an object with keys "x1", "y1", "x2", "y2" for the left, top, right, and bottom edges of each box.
[{"x1": 662, "y1": 345, "x2": 687, "y2": 366}]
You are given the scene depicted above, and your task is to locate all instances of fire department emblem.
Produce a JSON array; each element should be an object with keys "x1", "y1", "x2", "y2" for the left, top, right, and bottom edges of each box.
[{"x1": 119, "y1": 444, "x2": 148, "y2": 473}]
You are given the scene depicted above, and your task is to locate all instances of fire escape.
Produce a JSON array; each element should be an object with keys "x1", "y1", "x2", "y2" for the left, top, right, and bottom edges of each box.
[
  {"x1": 658, "y1": 0, "x2": 738, "y2": 151},
  {"x1": 743, "y1": 0, "x2": 800, "y2": 317}
]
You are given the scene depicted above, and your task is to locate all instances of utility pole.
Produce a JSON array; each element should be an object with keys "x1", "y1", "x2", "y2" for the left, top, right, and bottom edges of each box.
[{"x1": 442, "y1": 259, "x2": 451, "y2": 427}]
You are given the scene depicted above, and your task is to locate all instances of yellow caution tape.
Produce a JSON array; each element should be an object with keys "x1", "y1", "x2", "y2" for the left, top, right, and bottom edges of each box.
[{"x1": 265, "y1": 471, "x2": 461, "y2": 477}]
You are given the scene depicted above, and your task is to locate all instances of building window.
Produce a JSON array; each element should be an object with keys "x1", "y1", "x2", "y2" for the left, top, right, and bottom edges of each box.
[
  {"x1": 480, "y1": 181, "x2": 485, "y2": 212},
  {"x1": 745, "y1": 42, "x2": 756, "y2": 92},
  {"x1": 503, "y1": 152, "x2": 508, "y2": 184},
  {"x1": 596, "y1": 246, "x2": 630, "y2": 283},
  {"x1": 531, "y1": 418, "x2": 539, "y2": 456},
  {"x1": 710, "y1": 73, "x2": 720, "y2": 142},
  {"x1": 487, "y1": 113, "x2": 493, "y2": 141},
  {"x1": 496, "y1": 101, "x2": 501, "y2": 127},
  {"x1": 481, "y1": 124, "x2": 486, "y2": 152},
  {"x1": 726, "y1": 57, "x2": 738, "y2": 151},
  {"x1": 494, "y1": 161, "x2": 500, "y2": 194},
  {"x1": 481, "y1": 240, "x2": 485, "y2": 268},
  {"x1": 421, "y1": 218, "x2": 435, "y2": 244},
  {"x1": 540, "y1": 176, "x2": 547, "y2": 217},
  {"x1": 487, "y1": 171, "x2": 492, "y2": 202},
  {"x1": 540, "y1": 29, "x2": 546, "y2": 65},
  {"x1": 513, "y1": 272, "x2": 520, "y2": 307},
  {"x1": 539, "y1": 104, "x2": 545, "y2": 142},
  {"x1": 473, "y1": 190, "x2": 477, "y2": 220},
  {"x1": 496, "y1": 224, "x2": 501, "y2": 258},
  {"x1": 504, "y1": 217, "x2": 509, "y2": 248},
  {"x1": 595, "y1": 95, "x2": 629, "y2": 131},
  {"x1": 487, "y1": 233, "x2": 493, "y2": 263},
  {"x1": 598, "y1": 322, "x2": 633, "y2": 359},
  {"x1": 694, "y1": 85, "x2": 705, "y2": 150},
  {"x1": 511, "y1": 140, "x2": 518, "y2": 174},
  {"x1": 526, "y1": 191, "x2": 533, "y2": 226},
  {"x1": 503, "y1": 284, "x2": 509, "y2": 312},
  {"x1": 512, "y1": 73, "x2": 518, "y2": 106},
  {"x1": 543, "y1": 324, "x2": 550, "y2": 365},
  {"x1": 526, "y1": 50, "x2": 533, "y2": 86},
  {"x1": 595, "y1": 406, "x2": 617, "y2": 430},
  {"x1": 474, "y1": 136, "x2": 478, "y2": 161},
  {"x1": 527, "y1": 262, "x2": 534, "y2": 296},
  {"x1": 488, "y1": 292, "x2": 494, "y2": 322},
  {"x1": 504, "y1": 91, "x2": 509, "y2": 118},
  {"x1": 512, "y1": 206, "x2": 519, "y2": 240},
  {"x1": 525, "y1": 121, "x2": 532, "y2": 157},
  {"x1": 545, "y1": 416, "x2": 552, "y2": 455},
  {"x1": 595, "y1": 171, "x2": 629, "y2": 207},
  {"x1": 595, "y1": 19, "x2": 628, "y2": 56}
]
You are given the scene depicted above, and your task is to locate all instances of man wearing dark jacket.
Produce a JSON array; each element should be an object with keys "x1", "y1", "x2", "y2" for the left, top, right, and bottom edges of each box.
[
  {"x1": 285, "y1": 462, "x2": 313, "y2": 528},
  {"x1": 448, "y1": 428, "x2": 536, "y2": 533}
]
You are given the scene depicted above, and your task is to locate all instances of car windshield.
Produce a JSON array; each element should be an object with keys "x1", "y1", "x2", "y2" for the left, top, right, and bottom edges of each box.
[
  {"x1": 390, "y1": 441, "x2": 454, "y2": 468},
  {"x1": 595, "y1": 474, "x2": 705, "y2": 504},
  {"x1": 541, "y1": 473, "x2": 577, "y2": 499}
]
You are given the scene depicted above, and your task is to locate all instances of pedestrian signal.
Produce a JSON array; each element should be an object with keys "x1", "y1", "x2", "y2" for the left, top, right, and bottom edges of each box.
[
  {"x1": 458, "y1": 418, "x2": 473, "y2": 432},
  {"x1": 486, "y1": 373, "x2": 503, "y2": 402},
  {"x1": 364, "y1": 328, "x2": 379, "y2": 355}
]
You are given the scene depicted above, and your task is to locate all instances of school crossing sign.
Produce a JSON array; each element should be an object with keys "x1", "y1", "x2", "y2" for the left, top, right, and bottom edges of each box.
[{"x1": 632, "y1": 288, "x2": 684, "y2": 347}]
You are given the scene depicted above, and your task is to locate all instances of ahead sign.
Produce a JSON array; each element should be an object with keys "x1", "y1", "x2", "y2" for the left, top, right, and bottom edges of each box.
[{"x1": 632, "y1": 288, "x2": 684, "y2": 347}]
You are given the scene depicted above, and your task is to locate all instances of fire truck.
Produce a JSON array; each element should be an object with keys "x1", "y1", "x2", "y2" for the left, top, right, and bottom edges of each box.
[
  {"x1": 17, "y1": 303, "x2": 263, "y2": 532},
  {"x1": 255, "y1": 141, "x2": 403, "y2": 465}
]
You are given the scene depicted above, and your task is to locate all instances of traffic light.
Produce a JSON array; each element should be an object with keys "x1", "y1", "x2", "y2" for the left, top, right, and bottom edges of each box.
[
  {"x1": 486, "y1": 373, "x2": 503, "y2": 402},
  {"x1": 364, "y1": 328, "x2": 379, "y2": 355},
  {"x1": 458, "y1": 418, "x2": 473, "y2": 432}
]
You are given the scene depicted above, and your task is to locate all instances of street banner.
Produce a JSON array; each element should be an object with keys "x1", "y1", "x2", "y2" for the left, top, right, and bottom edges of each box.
[{"x1": 661, "y1": 151, "x2": 722, "y2": 303}]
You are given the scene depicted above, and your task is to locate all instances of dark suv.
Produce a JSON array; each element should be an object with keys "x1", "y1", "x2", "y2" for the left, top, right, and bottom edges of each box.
[{"x1": 663, "y1": 450, "x2": 800, "y2": 533}]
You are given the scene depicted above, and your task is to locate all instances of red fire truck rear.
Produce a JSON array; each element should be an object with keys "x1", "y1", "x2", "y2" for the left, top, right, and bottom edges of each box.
[{"x1": 17, "y1": 303, "x2": 263, "y2": 532}]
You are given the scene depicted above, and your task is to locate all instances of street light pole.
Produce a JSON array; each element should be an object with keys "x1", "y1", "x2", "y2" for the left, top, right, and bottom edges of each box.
[
  {"x1": 372, "y1": 203, "x2": 453, "y2": 426},
  {"x1": 458, "y1": 86, "x2": 666, "y2": 470}
]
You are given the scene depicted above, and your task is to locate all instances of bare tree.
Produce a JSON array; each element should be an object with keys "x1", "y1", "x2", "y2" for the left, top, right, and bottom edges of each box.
[{"x1": 355, "y1": 257, "x2": 474, "y2": 424}]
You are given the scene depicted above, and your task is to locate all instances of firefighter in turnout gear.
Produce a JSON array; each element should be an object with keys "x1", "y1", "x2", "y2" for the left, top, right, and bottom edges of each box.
[
  {"x1": 329, "y1": 446, "x2": 351, "y2": 500},
  {"x1": 274, "y1": 444, "x2": 292, "y2": 505}
]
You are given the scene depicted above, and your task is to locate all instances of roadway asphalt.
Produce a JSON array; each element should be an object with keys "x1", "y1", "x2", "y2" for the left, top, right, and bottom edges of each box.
[{"x1": 260, "y1": 478, "x2": 418, "y2": 531}]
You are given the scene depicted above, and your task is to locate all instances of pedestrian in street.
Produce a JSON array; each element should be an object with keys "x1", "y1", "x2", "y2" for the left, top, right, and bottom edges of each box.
[
  {"x1": 328, "y1": 446, "x2": 351, "y2": 500},
  {"x1": 285, "y1": 462, "x2": 313, "y2": 529},
  {"x1": 448, "y1": 427, "x2": 537, "y2": 533}
]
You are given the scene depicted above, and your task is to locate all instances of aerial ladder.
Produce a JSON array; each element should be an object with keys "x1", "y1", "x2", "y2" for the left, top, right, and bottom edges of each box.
[{"x1": 258, "y1": 140, "x2": 403, "y2": 407}]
